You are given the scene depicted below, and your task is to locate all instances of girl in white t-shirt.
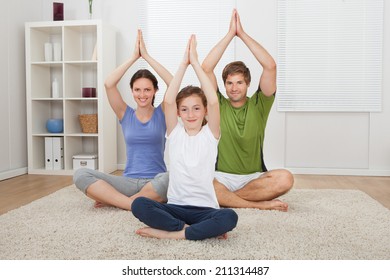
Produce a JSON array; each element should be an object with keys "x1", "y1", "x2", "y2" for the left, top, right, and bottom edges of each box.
[{"x1": 131, "y1": 35, "x2": 238, "y2": 240}]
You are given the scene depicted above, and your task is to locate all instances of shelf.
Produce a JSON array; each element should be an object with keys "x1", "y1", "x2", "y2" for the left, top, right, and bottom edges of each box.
[
  {"x1": 64, "y1": 63, "x2": 97, "y2": 98},
  {"x1": 26, "y1": 20, "x2": 117, "y2": 175}
]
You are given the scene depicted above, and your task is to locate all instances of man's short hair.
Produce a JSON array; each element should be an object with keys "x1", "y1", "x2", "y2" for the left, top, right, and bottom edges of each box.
[{"x1": 222, "y1": 61, "x2": 251, "y2": 85}]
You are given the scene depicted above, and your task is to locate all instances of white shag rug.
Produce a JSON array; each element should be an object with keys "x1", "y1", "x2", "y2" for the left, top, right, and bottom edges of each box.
[{"x1": 0, "y1": 186, "x2": 389, "y2": 260}]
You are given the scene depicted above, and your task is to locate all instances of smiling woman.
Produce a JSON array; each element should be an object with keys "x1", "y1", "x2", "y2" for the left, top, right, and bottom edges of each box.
[
  {"x1": 130, "y1": 70, "x2": 159, "y2": 108},
  {"x1": 73, "y1": 30, "x2": 173, "y2": 211}
]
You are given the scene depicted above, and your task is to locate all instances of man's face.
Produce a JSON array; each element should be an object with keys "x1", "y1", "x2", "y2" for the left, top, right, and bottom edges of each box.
[{"x1": 225, "y1": 73, "x2": 249, "y2": 107}]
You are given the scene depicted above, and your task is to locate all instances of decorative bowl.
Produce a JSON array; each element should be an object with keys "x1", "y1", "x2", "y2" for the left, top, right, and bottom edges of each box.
[{"x1": 46, "y1": 118, "x2": 63, "y2": 133}]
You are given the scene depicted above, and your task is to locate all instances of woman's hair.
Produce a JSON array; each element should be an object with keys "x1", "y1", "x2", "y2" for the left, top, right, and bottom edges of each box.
[
  {"x1": 222, "y1": 61, "x2": 251, "y2": 85},
  {"x1": 130, "y1": 69, "x2": 158, "y2": 106},
  {"x1": 176, "y1": 85, "x2": 208, "y2": 126}
]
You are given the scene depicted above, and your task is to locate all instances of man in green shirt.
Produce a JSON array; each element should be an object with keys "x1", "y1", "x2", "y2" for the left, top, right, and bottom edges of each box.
[{"x1": 202, "y1": 9, "x2": 293, "y2": 211}]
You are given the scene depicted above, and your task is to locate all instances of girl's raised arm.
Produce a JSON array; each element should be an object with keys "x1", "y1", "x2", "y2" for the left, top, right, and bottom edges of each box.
[
  {"x1": 190, "y1": 35, "x2": 220, "y2": 139},
  {"x1": 164, "y1": 38, "x2": 190, "y2": 135}
]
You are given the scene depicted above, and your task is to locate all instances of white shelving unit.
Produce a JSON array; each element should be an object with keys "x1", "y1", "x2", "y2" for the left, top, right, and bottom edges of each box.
[{"x1": 25, "y1": 20, "x2": 117, "y2": 175}]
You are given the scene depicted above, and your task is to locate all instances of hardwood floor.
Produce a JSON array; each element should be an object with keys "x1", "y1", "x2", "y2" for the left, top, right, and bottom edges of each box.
[
  {"x1": 293, "y1": 174, "x2": 390, "y2": 209},
  {"x1": 0, "y1": 172, "x2": 389, "y2": 215},
  {"x1": 0, "y1": 174, "x2": 73, "y2": 215}
]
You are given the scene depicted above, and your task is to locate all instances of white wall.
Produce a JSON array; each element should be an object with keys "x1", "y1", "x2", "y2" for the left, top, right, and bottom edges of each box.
[
  {"x1": 0, "y1": 0, "x2": 42, "y2": 180},
  {"x1": 237, "y1": 0, "x2": 390, "y2": 176},
  {"x1": 2, "y1": 0, "x2": 389, "y2": 179}
]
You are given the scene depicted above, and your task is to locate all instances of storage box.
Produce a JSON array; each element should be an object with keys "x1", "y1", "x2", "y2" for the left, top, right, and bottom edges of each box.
[{"x1": 73, "y1": 154, "x2": 98, "y2": 170}]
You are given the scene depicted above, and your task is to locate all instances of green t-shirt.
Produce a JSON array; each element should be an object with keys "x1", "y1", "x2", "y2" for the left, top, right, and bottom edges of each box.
[{"x1": 217, "y1": 90, "x2": 274, "y2": 174}]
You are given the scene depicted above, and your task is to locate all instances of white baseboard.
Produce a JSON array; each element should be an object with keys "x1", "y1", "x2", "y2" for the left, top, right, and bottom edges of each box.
[
  {"x1": 288, "y1": 168, "x2": 390, "y2": 176},
  {"x1": 0, "y1": 167, "x2": 28, "y2": 181}
]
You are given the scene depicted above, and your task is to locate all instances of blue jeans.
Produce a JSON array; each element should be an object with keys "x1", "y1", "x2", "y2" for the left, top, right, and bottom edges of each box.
[{"x1": 132, "y1": 197, "x2": 238, "y2": 240}]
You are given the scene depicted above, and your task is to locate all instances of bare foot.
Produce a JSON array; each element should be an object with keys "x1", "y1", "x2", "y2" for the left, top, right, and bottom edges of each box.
[
  {"x1": 256, "y1": 199, "x2": 288, "y2": 212},
  {"x1": 217, "y1": 233, "x2": 228, "y2": 239},
  {"x1": 94, "y1": 201, "x2": 110, "y2": 208},
  {"x1": 136, "y1": 227, "x2": 186, "y2": 240}
]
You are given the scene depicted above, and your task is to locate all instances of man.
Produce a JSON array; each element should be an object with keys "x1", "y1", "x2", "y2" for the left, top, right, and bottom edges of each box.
[{"x1": 202, "y1": 9, "x2": 293, "y2": 211}]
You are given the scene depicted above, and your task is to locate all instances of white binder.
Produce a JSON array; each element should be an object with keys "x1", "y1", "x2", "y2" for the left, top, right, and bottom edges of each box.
[
  {"x1": 44, "y1": 137, "x2": 53, "y2": 170},
  {"x1": 52, "y1": 137, "x2": 64, "y2": 170}
]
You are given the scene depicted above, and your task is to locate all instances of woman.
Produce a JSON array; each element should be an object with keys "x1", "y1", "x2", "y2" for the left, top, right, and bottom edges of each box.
[{"x1": 74, "y1": 30, "x2": 172, "y2": 210}]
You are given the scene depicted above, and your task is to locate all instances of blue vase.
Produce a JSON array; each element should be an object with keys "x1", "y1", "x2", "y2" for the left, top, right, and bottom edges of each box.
[{"x1": 46, "y1": 118, "x2": 63, "y2": 133}]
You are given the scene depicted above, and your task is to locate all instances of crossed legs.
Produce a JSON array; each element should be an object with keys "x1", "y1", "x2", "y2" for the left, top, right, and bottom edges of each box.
[
  {"x1": 132, "y1": 197, "x2": 238, "y2": 240},
  {"x1": 73, "y1": 168, "x2": 166, "y2": 211},
  {"x1": 86, "y1": 180, "x2": 164, "y2": 210},
  {"x1": 214, "y1": 169, "x2": 294, "y2": 211}
]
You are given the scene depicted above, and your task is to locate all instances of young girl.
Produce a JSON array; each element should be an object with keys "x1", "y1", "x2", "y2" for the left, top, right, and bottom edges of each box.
[
  {"x1": 74, "y1": 30, "x2": 172, "y2": 210},
  {"x1": 131, "y1": 35, "x2": 238, "y2": 240}
]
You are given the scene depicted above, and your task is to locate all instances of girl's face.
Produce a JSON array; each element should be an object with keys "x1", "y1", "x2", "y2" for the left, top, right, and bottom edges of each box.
[
  {"x1": 132, "y1": 78, "x2": 156, "y2": 108},
  {"x1": 177, "y1": 95, "x2": 206, "y2": 134}
]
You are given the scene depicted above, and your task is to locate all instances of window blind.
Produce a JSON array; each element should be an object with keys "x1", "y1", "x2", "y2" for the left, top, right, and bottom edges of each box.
[
  {"x1": 277, "y1": 0, "x2": 383, "y2": 112},
  {"x1": 138, "y1": 0, "x2": 235, "y2": 106}
]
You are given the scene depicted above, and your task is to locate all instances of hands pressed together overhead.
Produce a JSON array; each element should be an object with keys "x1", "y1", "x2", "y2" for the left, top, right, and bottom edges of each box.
[
  {"x1": 181, "y1": 34, "x2": 200, "y2": 67},
  {"x1": 133, "y1": 29, "x2": 149, "y2": 60},
  {"x1": 229, "y1": 9, "x2": 245, "y2": 39}
]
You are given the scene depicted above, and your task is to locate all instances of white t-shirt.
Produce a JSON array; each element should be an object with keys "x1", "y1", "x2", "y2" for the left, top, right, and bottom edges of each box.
[{"x1": 166, "y1": 123, "x2": 219, "y2": 209}]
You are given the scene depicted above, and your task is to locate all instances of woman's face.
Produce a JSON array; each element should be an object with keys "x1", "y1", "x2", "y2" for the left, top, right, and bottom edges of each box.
[{"x1": 132, "y1": 78, "x2": 156, "y2": 108}]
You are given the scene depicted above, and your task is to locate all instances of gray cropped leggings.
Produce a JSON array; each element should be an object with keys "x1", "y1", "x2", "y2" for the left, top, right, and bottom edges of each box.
[{"x1": 73, "y1": 168, "x2": 169, "y2": 200}]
